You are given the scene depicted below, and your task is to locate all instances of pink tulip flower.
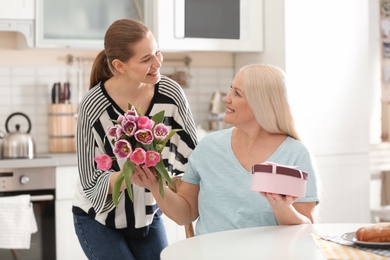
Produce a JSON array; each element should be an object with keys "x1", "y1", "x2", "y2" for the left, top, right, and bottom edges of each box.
[
  {"x1": 107, "y1": 125, "x2": 117, "y2": 138},
  {"x1": 145, "y1": 150, "x2": 160, "y2": 167},
  {"x1": 137, "y1": 116, "x2": 155, "y2": 130},
  {"x1": 130, "y1": 147, "x2": 146, "y2": 165},
  {"x1": 107, "y1": 125, "x2": 123, "y2": 140},
  {"x1": 124, "y1": 108, "x2": 138, "y2": 121},
  {"x1": 113, "y1": 139, "x2": 132, "y2": 159},
  {"x1": 122, "y1": 120, "x2": 137, "y2": 137},
  {"x1": 134, "y1": 129, "x2": 153, "y2": 145},
  {"x1": 153, "y1": 123, "x2": 169, "y2": 141},
  {"x1": 94, "y1": 154, "x2": 112, "y2": 171},
  {"x1": 117, "y1": 115, "x2": 125, "y2": 123}
]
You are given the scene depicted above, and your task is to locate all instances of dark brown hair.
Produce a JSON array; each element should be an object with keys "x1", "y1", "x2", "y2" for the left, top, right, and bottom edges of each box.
[{"x1": 89, "y1": 19, "x2": 150, "y2": 89}]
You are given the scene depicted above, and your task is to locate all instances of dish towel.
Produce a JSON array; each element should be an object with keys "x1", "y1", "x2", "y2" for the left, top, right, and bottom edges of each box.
[
  {"x1": 312, "y1": 234, "x2": 390, "y2": 259},
  {"x1": 0, "y1": 195, "x2": 38, "y2": 249}
]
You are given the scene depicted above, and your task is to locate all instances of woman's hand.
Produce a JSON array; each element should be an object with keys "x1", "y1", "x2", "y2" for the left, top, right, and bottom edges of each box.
[
  {"x1": 260, "y1": 192, "x2": 314, "y2": 224},
  {"x1": 131, "y1": 165, "x2": 159, "y2": 192},
  {"x1": 260, "y1": 192, "x2": 298, "y2": 208}
]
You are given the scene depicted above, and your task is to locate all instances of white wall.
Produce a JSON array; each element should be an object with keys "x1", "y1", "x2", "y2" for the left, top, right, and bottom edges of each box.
[
  {"x1": 369, "y1": 0, "x2": 382, "y2": 144},
  {"x1": 237, "y1": 0, "x2": 377, "y2": 223}
]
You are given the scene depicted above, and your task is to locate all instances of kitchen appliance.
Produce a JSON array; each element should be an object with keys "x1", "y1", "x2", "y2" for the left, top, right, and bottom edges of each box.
[
  {"x1": 154, "y1": 0, "x2": 263, "y2": 52},
  {"x1": 2, "y1": 112, "x2": 36, "y2": 159},
  {"x1": 0, "y1": 167, "x2": 56, "y2": 260}
]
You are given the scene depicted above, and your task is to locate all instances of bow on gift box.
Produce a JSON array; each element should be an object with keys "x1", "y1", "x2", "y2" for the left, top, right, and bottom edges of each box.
[{"x1": 251, "y1": 162, "x2": 308, "y2": 180}]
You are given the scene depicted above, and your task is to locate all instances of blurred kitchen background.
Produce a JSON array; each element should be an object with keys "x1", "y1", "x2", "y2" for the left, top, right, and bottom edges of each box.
[{"x1": 0, "y1": 53, "x2": 234, "y2": 153}]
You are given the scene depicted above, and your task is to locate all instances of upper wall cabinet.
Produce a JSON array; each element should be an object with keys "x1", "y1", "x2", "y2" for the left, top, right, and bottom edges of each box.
[
  {"x1": 151, "y1": 0, "x2": 263, "y2": 52},
  {"x1": 0, "y1": 0, "x2": 35, "y2": 19},
  {"x1": 0, "y1": 0, "x2": 35, "y2": 47},
  {"x1": 35, "y1": 0, "x2": 152, "y2": 48},
  {"x1": 8, "y1": 0, "x2": 263, "y2": 52}
]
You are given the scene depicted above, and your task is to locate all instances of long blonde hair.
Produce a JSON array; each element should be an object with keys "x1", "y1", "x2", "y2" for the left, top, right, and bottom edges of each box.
[{"x1": 241, "y1": 64, "x2": 300, "y2": 140}]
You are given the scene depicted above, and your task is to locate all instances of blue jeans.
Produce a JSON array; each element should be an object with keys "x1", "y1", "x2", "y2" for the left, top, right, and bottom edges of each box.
[{"x1": 73, "y1": 213, "x2": 168, "y2": 260}]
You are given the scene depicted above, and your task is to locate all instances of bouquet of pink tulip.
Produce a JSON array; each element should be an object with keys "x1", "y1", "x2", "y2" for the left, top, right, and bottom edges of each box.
[{"x1": 94, "y1": 103, "x2": 181, "y2": 206}]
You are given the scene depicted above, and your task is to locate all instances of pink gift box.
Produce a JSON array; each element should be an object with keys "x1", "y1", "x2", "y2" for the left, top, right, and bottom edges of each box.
[{"x1": 250, "y1": 162, "x2": 308, "y2": 197}]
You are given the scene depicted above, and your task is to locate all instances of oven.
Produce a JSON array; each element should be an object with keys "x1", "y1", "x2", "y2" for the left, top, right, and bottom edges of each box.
[{"x1": 0, "y1": 167, "x2": 56, "y2": 260}]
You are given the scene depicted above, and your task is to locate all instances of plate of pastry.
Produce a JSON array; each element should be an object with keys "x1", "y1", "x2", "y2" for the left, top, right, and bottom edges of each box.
[{"x1": 342, "y1": 223, "x2": 390, "y2": 249}]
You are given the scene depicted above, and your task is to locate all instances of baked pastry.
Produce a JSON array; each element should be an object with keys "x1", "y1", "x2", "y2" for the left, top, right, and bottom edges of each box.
[{"x1": 355, "y1": 223, "x2": 390, "y2": 242}]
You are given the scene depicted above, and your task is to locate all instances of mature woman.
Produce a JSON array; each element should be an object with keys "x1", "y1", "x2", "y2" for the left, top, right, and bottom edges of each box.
[{"x1": 133, "y1": 64, "x2": 319, "y2": 235}]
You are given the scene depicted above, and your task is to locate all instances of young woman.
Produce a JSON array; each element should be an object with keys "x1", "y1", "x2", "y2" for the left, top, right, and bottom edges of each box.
[
  {"x1": 132, "y1": 64, "x2": 319, "y2": 236},
  {"x1": 72, "y1": 19, "x2": 198, "y2": 259}
]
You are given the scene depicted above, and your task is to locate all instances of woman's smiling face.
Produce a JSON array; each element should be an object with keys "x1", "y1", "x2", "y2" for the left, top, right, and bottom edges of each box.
[
  {"x1": 121, "y1": 31, "x2": 163, "y2": 84},
  {"x1": 223, "y1": 71, "x2": 256, "y2": 127}
]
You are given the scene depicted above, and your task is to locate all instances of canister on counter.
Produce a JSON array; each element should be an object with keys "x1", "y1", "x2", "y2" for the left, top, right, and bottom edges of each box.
[{"x1": 48, "y1": 104, "x2": 76, "y2": 153}]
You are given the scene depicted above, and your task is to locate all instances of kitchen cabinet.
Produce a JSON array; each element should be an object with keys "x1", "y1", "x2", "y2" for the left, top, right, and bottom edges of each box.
[
  {"x1": 0, "y1": 0, "x2": 35, "y2": 19},
  {"x1": 34, "y1": 0, "x2": 262, "y2": 51},
  {"x1": 35, "y1": 0, "x2": 152, "y2": 48},
  {"x1": 1, "y1": 0, "x2": 263, "y2": 52},
  {"x1": 0, "y1": 0, "x2": 35, "y2": 48},
  {"x1": 55, "y1": 166, "x2": 87, "y2": 260},
  {"x1": 154, "y1": 0, "x2": 263, "y2": 52}
]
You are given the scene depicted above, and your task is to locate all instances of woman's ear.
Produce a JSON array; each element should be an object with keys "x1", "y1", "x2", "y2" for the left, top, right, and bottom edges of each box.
[{"x1": 111, "y1": 59, "x2": 125, "y2": 73}]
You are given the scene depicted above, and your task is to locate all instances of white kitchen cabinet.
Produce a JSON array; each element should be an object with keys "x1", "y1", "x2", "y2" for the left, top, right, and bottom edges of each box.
[
  {"x1": 0, "y1": 0, "x2": 35, "y2": 20},
  {"x1": 35, "y1": 0, "x2": 153, "y2": 48},
  {"x1": 34, "y1": 0, "x2": 262, "y2": 52},
  {"x1": 55, "y1": 166, "x2": 87, "y2": 260},
  {"x1": 0, "y1": 0, "x2": 35, "y2": 48}
]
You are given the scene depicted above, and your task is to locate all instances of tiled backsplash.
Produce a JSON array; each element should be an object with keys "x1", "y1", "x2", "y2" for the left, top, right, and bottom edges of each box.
[{"x1": 0, "y1": 65, "x2": 233, "y2": 154}]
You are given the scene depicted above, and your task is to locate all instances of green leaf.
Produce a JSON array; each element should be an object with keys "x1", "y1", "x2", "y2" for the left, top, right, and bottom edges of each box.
[
  {"x1": 123, "y1": 160, "x2": 135, "y2": 202},
  {"x1": 151, "y1": 110, "x2": 165, "y2": 124},
  {"x1": 155, "y1": 143, "x2": 165, "y2": 153},
  {"x1": 160, "y1": 129, "x2": 183, "y2": 148},
  {"x1": 155, "y1": 159, "x2": 175, "y2": 192},
  {"x1": 112, "y1": 171, "x2": 124, "y2": 207},
  {"x1": 112, "y1": 160, "x2": 135, "y2": 206}
]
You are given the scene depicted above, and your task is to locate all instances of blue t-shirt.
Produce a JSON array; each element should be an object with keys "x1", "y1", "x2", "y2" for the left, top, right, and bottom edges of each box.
[{"x1": 182, "y1": 128, "x2": 319, "y2": 235}]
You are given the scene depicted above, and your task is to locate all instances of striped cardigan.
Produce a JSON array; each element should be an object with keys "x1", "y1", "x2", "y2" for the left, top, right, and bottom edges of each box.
[{"x1": 72, "y1": 76, "x2": 198, "y2": 237}]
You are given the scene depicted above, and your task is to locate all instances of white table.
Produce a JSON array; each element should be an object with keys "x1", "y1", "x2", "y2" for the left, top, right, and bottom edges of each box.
[{"x1": 160, "y1": 223, "x2": 371, "y2": 260}]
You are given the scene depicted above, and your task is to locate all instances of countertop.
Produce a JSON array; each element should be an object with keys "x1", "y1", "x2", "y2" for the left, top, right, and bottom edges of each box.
[{"x1": 0, "y1": 153, "x2": 77, "y2": 169}]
